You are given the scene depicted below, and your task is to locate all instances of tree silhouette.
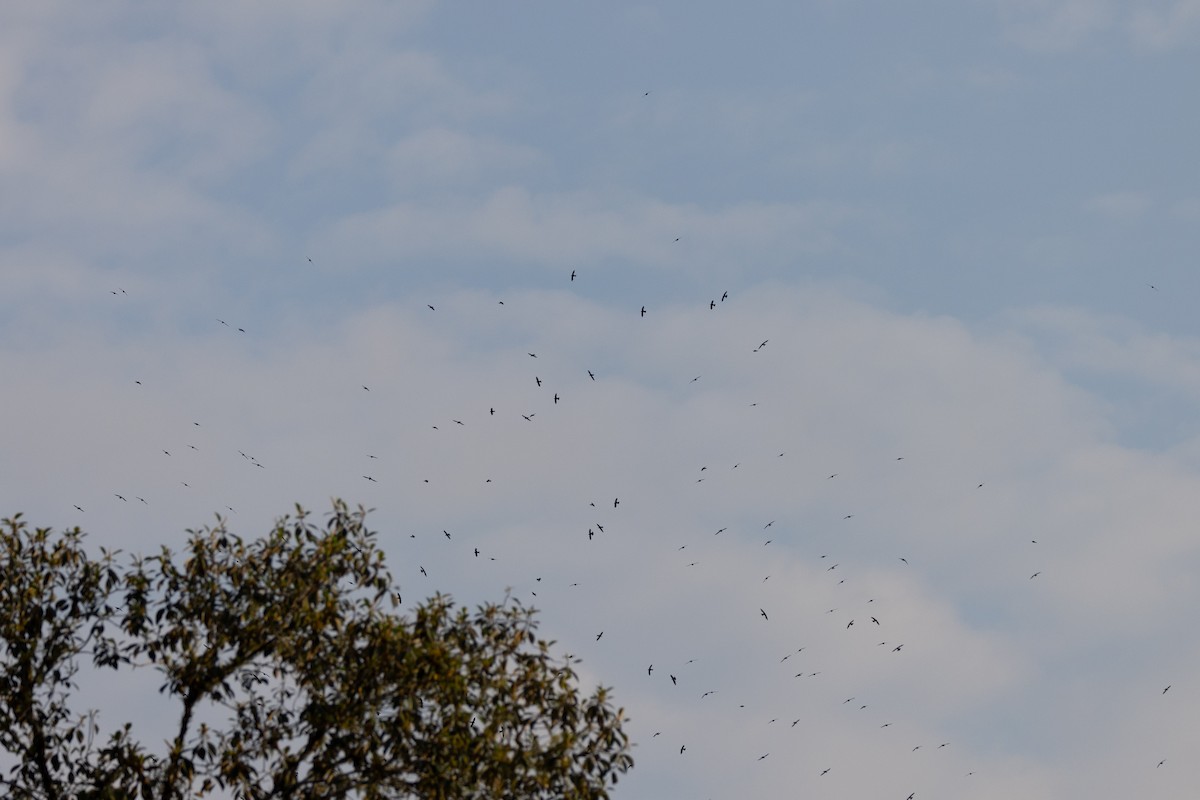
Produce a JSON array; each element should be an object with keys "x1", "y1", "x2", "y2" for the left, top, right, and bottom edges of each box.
[{"x1": 0, "y1": 501, "x2": 633, "y2": 799}]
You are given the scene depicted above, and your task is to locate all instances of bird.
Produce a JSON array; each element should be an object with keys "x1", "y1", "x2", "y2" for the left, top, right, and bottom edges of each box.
[
  {"x1": 535, "y1": 376, "x2": 542, "y2": 386},
  {"x1": 588, "y1": 370, "x2": 595, "y2": 380},
  {"x1": 114, "y1": 494, "x2": 126, "y2": 502},
  {"x1": 893, "y1": 645, "x2": 903, "y2": 652},
  {"x1": 362, "y1": 386, "x2": 369, "y2": 391},
  {"x1": 419, "y1": 566, "x2": 427, "y2": 576},
  {"x1": 721, "y1": 291, "x2": 728, "y2": 301},
  {"x1": 528, "y1": 353, "x2": 537, "y2": 358},
  {"x1": 1158, "y1": 760, "x2": 1166, "y2": 767},
  {"x1": 1163, "y1": 685, "x2": 1171, "y2": 694},
  {"x1": 614, "y1": 498, "x2": 620, "y2": 508},
  {"x1": 474, "y1": 548, "x2": 480, "y2": 557},
  {"x1": 363, "y1": 476, "x2": 377, "y2": 483},
  {"x1": 73, "y1": 505, "x2": 83, "y2": 511},
  {"x1": 760, "y1": 609, "x2": 769, "y2": 620},
  {"x1": 670, "y1": 674, "x2": 677, "y2": 685},
  {"x1": 710, "y1": 300, "x2": 715, "y2": 310},
  {"x1": 1030, "y1": 571, "x2": 1042, "y2": 579},
  {"x1": 871, "y1": 617, "x2": 880, "y2": 625},
  {"x1": 444, "y1": 530, "x2": 451, "y2": 540},
  {"x1": 757, "y1": 753, "x2": 769, "y2": 761},
  {"x1": 554, "y1": 393, "x2": 559, "y2": 404},
  {"x1": 680, "y1": 745, "x2": 686, "y2": 754},
  {"x1": 571, "y1": 270, "x2": 576, "y2": 281},
  {"x1": 648, "y1": 665, "x2": 653, "y2": 676},
  {"x1": 428, "y1": 305, "x2": 435, "y2": 310},
  {"x1": 899, "y1": 557, "x2": 909, "y2": 565},
  {"x1": 641, "y1": 306, "x2": 646, "y2": 317},
  {"x1": 596, "y1": 631, "x2": 603, "y2": 641},
  {"x1": 820, "y1": 768, "x2": 830, "y2": 776}
]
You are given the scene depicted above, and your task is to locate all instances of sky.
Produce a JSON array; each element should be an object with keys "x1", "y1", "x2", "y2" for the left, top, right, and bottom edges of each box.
[{"x1": 3, "y1": 1, "x2": 1200, "y2": 798}]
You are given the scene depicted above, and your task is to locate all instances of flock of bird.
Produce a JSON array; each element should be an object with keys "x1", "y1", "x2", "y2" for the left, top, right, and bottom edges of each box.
[{"x1": 75, "y1": 263, "x2": 1180, "y2": 800}]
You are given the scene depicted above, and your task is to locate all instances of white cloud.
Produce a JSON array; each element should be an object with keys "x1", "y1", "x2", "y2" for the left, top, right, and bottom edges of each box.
[
  {"x1": 1130, "y1": 0, "x2": 1200, "y2": 49},
  {"x1": 996, "y1": 0, "x2": 1116, "y2": 51},
  {"x1": 1085, "y1": 190, "x2": 1151, "y2": 220}
]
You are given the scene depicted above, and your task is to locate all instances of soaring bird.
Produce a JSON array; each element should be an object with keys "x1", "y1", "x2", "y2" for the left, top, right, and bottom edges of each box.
[
  {"x1": 721, "y1": 291, "x2": 728, "y2": 301},
  {"x1": 1030, "y1": 572, "x2": 1042, "y2": 579},
  {"x1": 554, "y1": 393, "x2": 559, "y2": 404},
  {"x1": 588, "y1": 370, "x2": 595, "y2": 380},
  {"x1": 614, "y1": 498, "x2": 620, "y2": 508},
  {"x1": 680, "y1": 745, "x2": 686, "y2": 754},
  {"x1": 1163, "y1": 685, "x2": 1172, "y2": 694},
  {"x1": 710, "y1": 300, "x2": 715, "y2": 309},
  {"x1": 670, "y1": 674, "x2": 677, "y2": 685},
  {"x1": 648, "y1": 665, "x2": 653, "y2": 676},
  {"x1": 596, "y1": 631, "x2": 603, "y2": 641},
  {"x1": 641, "y1": 306, "x2": 646, "y2": 317},
  {"x1": 760, "y1": 609, "x2": 769, "y2": 620},
  {"x1": 570, "y1": 270, "x2": 576, "y2": 281}
]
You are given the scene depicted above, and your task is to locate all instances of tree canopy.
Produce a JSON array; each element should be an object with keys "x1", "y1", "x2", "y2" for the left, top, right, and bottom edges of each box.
[{"x1": 0, "y1": 501, "x2": 633, "y2": 800}]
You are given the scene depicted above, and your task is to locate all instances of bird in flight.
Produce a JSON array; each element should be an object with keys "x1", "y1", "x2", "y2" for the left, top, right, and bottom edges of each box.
[
  {"x1": 1163, "y1": 685, "x2": 1171, "y2": 694},
  {"x1": 760, "y1": 608, "x2": 769, "y2": 620},
  {"x1": 419, "y1": 566, "x2": 427, "y2": 576},
  {"x1": 73, "y1": 505, "x2": 83, "y2": 511},
  {"x1": 588, "y1": 370, "x2": 595, "y2": 380},
  {"x1": 571, "y1": 270, "x2": 576, "y2": 281},
  {"x1": 680, "y1": 745, "x2": 686, "y2": 754},
  {"x1": 363, "y1": 476, "x2": 377, "y2": 483},
  {"x1": 596, "y1": 631, "x2": 604, "y2": 641},
  {"x1": 535, "y1": 376, "x2": 542, "y2": 386},
  {"x1": 648, "y1": 664, "x2": 653, "y2": 676},
  {"x1": 670, "y1": 674, "x2": 677, "y2": 685},
  {"x1": 114, "y1": 494, "x2": 126, "y2": 502},
  {"x1": 820, "y1": 768, "x2": 830, "y2": 776},
  {"x1": 554, "y1": 393, "x2": 560, "y2": 404},
  {"x1": 641, "y1": 306, "x2": 646, "y2": 317},
  {"x1": 1030, "y1": 571, "x2": 1042, "y2": 579},
  {"x1": 614, "y1": 497, "x2": 620, "y2": 508},
  {"x1": 710, "y1": 300, "x2": 715, "y2": 310},
  {"x1": 721, "y1": 291, "x2": 728, "y2": 301}
]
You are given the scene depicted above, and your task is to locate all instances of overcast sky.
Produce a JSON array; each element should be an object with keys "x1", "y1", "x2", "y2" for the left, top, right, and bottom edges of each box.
[{"x1": 4, "y1": 2, "x2": 1200, "y2": 798}]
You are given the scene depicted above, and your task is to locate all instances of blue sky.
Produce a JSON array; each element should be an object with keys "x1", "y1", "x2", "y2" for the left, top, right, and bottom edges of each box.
[{"x1": 4, "y1": 2, "x2": 1200, "y2": 798}]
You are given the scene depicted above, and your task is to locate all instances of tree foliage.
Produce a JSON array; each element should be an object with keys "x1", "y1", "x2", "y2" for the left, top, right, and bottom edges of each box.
[{"x1": 0, "y1": 502, "x2": 633, "y2": 799}]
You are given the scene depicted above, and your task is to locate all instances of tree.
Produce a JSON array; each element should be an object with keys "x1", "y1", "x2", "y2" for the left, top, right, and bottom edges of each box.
[{"x1": 0, "y1": 501, "x2": 633, "y2": 800}]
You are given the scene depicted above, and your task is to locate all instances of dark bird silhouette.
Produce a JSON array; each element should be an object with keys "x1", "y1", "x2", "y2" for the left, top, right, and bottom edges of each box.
[
  {"x1": 899, "y1": 557, "x2": 909, "y2": 565},
  {"x1": 419, "y1": 566, "x2": 427, "y2": 576},
  {"x1": 596, "y1": 631, "x2": 604, "y2": 641},
  {"x1": 428, "y1": 305, "x2": 435, "y2": 310},
  {"x1": 528, "y1": 353, "x2": 537, "y2": 358},
  {"x1": 588, "y1": 370, "x2": 595, "y2": 380},
  {"x1": 453, "y1": 419, "x2": 464, "y2": 425},
  {"x1": 614, "y1": 497, "x2": 620, "y2": 508},
  {"x1": 554, "y1": 393, "x2": 559, "y2": 404},
  {"x1": 871, "y1": 617, "x2": 880, "y2": 625},
  {"x1": 710, "y1": 300, "x2": 716, "y2": 310},
  {"x1": 648, "y1": 665, "x2": 653, "y2": 676},
  {"x1": 1158, "y1": 760, "x2": 1165, "y2": 767},
  {"x1": 669, "y1": 674, "x2": 677, "y2": 685},
  {"x1": 893, "y1": 644, "x2": 903, "y2": 652},
  {"x1": 846, "y1": 620, "x2": 854, "y2": 628},
  {"x1": 474, "y1": 548, "x2": 480, "y2": 557},
  {"x1": 721, "y1": 291, "x2": 728, "y2": 301},
  {"x1": 680, "y1": 745, "x2": 686, "y2": 754},
  {"x1": 114, "y1": 494, "x2": 126, "y2": 502},
  {"x1": 760, "y1": 608, "x2": 769, "y2": 620},
  {"x1": 362, "y1": 386, "x2": 369, "y2": 391},
  {"x1": 490, "y1": 407, "x2": 495, "y2": 415},
  {"x1": 1163, "y1": 685, "x2": 1171, "y2": 694},
  {"x1": 640, "y1": 306, "x2": 646, "y2": 317},
  {"x1": 1030, "y1": 571, "x2": 1042, "y2": 579},
  {"x1": 444, "y1": 530, "x2": 451, "y2": 540},
  {"x1": 536, "y1": 376, "x2": 542, "y2": 386},
  {"x1": 596, "y1": 523, "x2": 604, "y2": 532},
  {"x1": 73, "y1": 505, "x2": 83, "y2": 511},
  {"x1": 588, "y1": 529, "x2": 594, "y2": 540},
  {"x1": 821, "y1": 768, "x2": 830, "y2": 776},
  {"x1": 571, "y1": 270, "x2": 576, "y2": 281},
  {"x1": 363, "y1": 476, "x2": 377, "y2": 483}
]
